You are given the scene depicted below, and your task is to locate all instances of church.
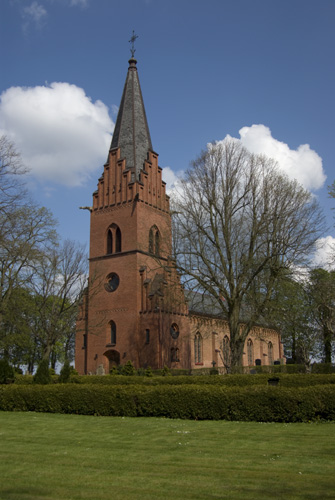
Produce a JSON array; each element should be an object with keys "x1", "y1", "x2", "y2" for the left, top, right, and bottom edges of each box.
[{"x1": 75, "y1": 52, "x2": 284, "y2": 375}]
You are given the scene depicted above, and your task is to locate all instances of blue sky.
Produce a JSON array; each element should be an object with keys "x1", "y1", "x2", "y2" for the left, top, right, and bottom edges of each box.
[{"x1": 1, "y1": 0, "x2": 335, "y2": 265}]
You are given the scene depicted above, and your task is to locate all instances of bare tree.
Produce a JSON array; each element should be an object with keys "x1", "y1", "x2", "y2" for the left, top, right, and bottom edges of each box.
[
  {"x1": 172, "y1": 140, "x2": 326, "y2": 368},
  {"x1": 0, "y1": 135, "x2": 28, "y2": 214},
  {"x1": 29, "y1": 239, "x2": 88, "y2": 360}
]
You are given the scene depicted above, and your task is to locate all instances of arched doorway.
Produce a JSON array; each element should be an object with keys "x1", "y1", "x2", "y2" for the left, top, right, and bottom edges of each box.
[{"x1": 104, "y1": 349, "x2": 120, "y2": 372}]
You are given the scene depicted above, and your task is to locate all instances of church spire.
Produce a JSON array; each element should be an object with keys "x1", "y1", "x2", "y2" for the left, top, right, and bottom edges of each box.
[{"x1": 110, "y1": 46, "x2": 153, "y2": 181}]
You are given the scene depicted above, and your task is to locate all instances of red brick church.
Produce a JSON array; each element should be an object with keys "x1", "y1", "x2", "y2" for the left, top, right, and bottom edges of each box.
[{"x1": 75, "y1": 55, "x2": 284, "y2": 375}]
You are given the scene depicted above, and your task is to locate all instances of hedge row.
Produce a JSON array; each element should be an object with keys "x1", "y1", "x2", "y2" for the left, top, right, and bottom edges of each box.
[
  {"x1": 1, "y1": 384, "x2": 335, "y2": 422},
  {"x1": 13, "y1": 373, "x2": 335, "y2": 387}
]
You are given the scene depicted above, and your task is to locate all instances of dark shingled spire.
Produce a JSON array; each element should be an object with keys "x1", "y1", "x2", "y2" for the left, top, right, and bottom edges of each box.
[{"x1": 110, "y1": 58, "x2": 153, "y2": 180}]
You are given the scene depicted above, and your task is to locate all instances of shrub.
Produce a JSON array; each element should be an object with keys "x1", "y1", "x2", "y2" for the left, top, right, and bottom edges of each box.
[
  {"x1": 58, "y1": 359, "x2": 71, "y2": 383},
  {"x1": 161, "y1": 365, "x2": 171, "y2": 376},
  {"x1": 311, "y1": 363, "x2": 335, "y2": 374},
  {"x1": 56, "y1": 373, "x2": 335, "y2": 388},
  {"x1": 33, "y1": 359, "x2": 52, "y2": 385},
  {"x1": 0, "y1": 384, "x2": 334, "y2": 422},
  {"x1": 0, "y1": 358, "x2": 15, "y2": 384},
  {"x1": 121, "y1": 361, "x2": 135, "y2": 376},
  {"x1": 144, "y1": 366, "x2": 153, "y2": 377}
]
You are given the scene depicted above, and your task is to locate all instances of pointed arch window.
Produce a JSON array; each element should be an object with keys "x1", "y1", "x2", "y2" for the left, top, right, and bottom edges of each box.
[
  {"x1": 106, "y1": 224, "x2": 122, "y2": 255},
  {"x1": 110, "y1": 321, "x2": 116, "y2": 346},
  {"x1": 268, "y1": 341, "x2": 273, "y2": 365},
  {"x1": 107, "y1": 230, "x2": 113, "y2": 254},
  {"x1": 247, "y1": 338, "x2": 254, "y2": 365},
  {"x1": 115, "y1": 227, "x2": 121, "y2": 253},
  {"x1": 221, "y1": 335, "x2": 231, "y2": 368},
  {"x1": 171, "y1": 347, "x2": 180, "y2": 363},
  {"x1": 149, "y1": 225, "x2": 160, "y2": 256},
  {"x1": 194, "y1": 332, "x2": 203, "y2": 364}
]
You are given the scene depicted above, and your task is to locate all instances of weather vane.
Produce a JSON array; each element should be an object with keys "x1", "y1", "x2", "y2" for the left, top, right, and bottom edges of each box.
[{"x1": 129, "y1": 30, "x2": 138, "y2": 58}]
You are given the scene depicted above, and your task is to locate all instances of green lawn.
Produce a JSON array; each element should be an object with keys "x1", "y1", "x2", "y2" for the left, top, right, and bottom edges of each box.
[{"x1": 0, "y1": 412, "x2": 334, "y2": 500}]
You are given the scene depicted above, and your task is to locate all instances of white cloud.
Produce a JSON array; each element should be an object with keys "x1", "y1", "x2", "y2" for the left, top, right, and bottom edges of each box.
[
  {"x1": 0, "y1": 83, "x2": 114, "y2": 187},
  {"x1": 162, "y1": 166, "x2": 184, "y2": 195},
  {"x1": 69, "y1": 0, "x2": 89, "y2": 7},
  {"x1": 313, "y1": 236, "x2": 335, "y2": 270},
  {"x1": 21, "y1": 1, "x2": 47, "y2": 31},
  {"x1": 233, "y1": 124, "x2": 325, "y2": 191}
]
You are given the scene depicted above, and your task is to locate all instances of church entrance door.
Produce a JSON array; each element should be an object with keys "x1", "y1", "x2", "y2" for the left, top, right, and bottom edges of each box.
[{"x1": 104, "y1": 350, "x2": 120, "y2": 372}]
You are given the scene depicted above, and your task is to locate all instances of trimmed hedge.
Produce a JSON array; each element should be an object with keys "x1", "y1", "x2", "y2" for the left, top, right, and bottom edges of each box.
[
  {"x1": 13, "y1": 373, "x2": 335, "y2": 387},
  {"x1": 1, "y1": 384, "x2": 335, "y2": 422}
]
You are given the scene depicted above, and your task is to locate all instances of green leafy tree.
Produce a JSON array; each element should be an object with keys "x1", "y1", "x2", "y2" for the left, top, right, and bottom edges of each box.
[
  {"x1": 307, "y1": 268, "x2": 335, "y2": 363},
  {"x1": 58, "y1": 358, "x2": 71, "y2": 383},
  {"x1": 0, "y1": 358, "x2": 15, "y2": 384},
  {"x1": 268, "y1": 275, "x2": 320, "y2": 364},
  {"x1": 33, "y1": 358, "x2": 52, "y2": 384}
]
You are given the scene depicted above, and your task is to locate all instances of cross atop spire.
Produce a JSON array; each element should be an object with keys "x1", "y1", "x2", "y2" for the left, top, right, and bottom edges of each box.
[{"x1": 129, "y1": 30, "x2": 138, "y2": 58}]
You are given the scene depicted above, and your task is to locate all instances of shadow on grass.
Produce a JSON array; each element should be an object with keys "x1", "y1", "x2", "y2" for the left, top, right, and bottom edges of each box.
[{"x1": 0, "y1": 487, "x2": 52, "y2": 499}]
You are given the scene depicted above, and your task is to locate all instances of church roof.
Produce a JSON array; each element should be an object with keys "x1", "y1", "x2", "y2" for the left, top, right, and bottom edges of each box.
[{"x1": 110, "y1": 57, "x2": 153, "y2": 180}]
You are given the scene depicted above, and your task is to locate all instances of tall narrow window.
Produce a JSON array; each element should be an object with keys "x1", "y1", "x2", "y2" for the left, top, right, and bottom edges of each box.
[
  {"x1": 106, "y1": 224, "x2": 122, "y2": 255},
  {"x1": 115, "y1": 227, "x2": 121, "y2": 253},
  {"x1": 149, "y1": 225, "x2": 160, "y2": 256},
  {"x1": 247, "y1": 339, "x2": 254, "y2": 365},
  {"x1": 107, "y1": 230, "x2": 113, "y2": 254},
  {"x1": 194, "y1": 332, "x2": 202, "y2": 364},
  {"x1": 145, "y1": 329, "x2": 150, "y2": 344},
  {"x1": 155, "y1": 228, "x2": 160, "y2": 256},
  {"x1": 171, "y1": 347, "x2": 180, "y2": 362},
  {"x1": 149, "y1": 227, "x2": 154, "y2": 253},
  {"x1": 268, "y1": 341, "x2": 273, "y2": 365},
  {"x1": 110, "y1": 321, "x2": 116, "y2": 345}
]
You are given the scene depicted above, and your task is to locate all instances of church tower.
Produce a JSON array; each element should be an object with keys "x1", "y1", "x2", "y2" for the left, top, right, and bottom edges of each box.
[{"x1": 75, "y1": 55, "x2": 191, "y2": 374}]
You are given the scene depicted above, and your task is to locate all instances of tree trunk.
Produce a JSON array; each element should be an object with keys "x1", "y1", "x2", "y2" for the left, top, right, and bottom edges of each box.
[
  {"x1": 323, "y1": 325, "x2": 333, "y2": 363},
  {"x1": 43, "y1": 343, "x2": 52, "y2": 361},
  {"x1": 229, "y1": 319, "x2": 245, "y2": 371}
]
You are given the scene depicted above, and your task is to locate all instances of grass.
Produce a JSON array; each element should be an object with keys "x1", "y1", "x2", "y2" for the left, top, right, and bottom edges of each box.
[{"x1": 0, "y1": 412, "x2": 334, "y2": 500}]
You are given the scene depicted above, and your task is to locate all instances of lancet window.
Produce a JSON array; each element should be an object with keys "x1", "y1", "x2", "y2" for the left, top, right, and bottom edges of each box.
[
  {"x1": 149, "y1": 225, "x2": 160, "y2": 256},
  {"x1": 268, "y1": 341, "x2": 273, "y2": 365},
  {"x1": 171, "y1": 347, "x2": 180, "y2": 363},
  {"x1": 247, "y1": 338, "x2": 254, "y2": 365},
  {"x1": 110, "y1": 321, "x2": 116, "y2": 345},
  {"x1": 194, "y1": 332, "x2": 203, "y2": 364},
  {"x1": 106, "y1": 224, "x2": 122, "y2": 254}
]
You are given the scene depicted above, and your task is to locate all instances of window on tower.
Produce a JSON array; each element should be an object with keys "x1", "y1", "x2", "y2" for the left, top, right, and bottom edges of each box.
[
  {"x1": 106, "y1": 224, "x2": 122, "y2": 254},
  {"x1": 149, "y1": 225, "x2": 160, "y2": 256},
  {"x1": 115, "y1": 226, "x2": 122, "y2": 253},
  {"x1": 110, "y1": 321, "x2": 116, "y2": 345},
  {"x1": 107, "y1": 230, "x2": 113, "y2": 254}
]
